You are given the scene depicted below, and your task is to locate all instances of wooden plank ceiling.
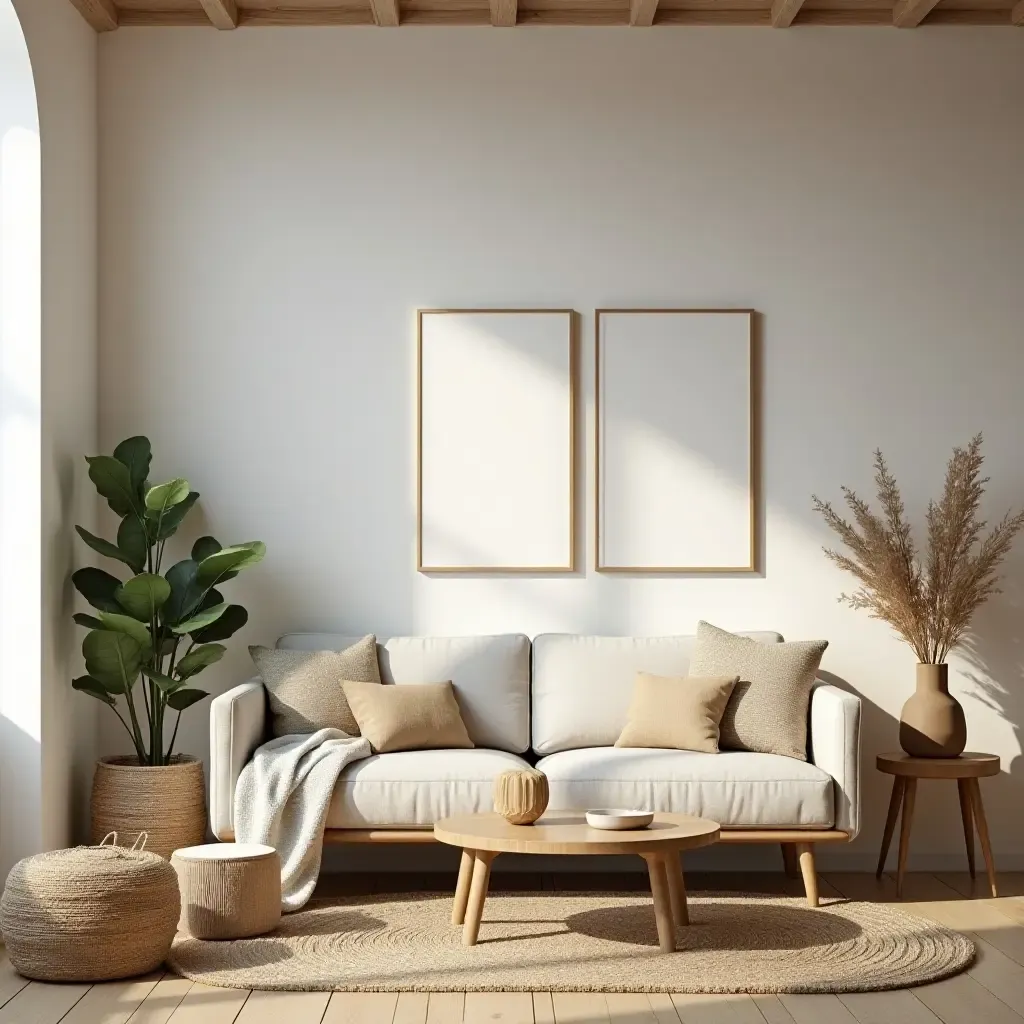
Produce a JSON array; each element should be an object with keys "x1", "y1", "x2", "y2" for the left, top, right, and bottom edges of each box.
[{"x1": 69, "y1": 0, "x2": 1024, "y2": 31}]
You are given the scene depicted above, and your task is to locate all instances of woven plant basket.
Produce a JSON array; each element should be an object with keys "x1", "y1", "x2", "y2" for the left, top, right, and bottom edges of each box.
[
  {"x1": 91, "y1": 755, "x2": 207, "y2": 859},
  {"x1": 0, "y1": 836, "x2": 180, "y2": 982}
]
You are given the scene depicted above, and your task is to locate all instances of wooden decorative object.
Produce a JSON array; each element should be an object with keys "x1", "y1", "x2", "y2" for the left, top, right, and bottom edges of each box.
[
  {"x1": 0, "y1": 840, "x2": 179, "y2": 981},
  {"x1": 91, "y1": 755, "x2": 207, "y2": 859},
  {"x1": 876, "y1": 751, "x2": 1000, "y2": 898},
  {"x1": 172, "y1": 844, "x2": 281, "y2": 939},
  {"x1": 493, "y1": 769, "x2": 549, "y2": 825}
]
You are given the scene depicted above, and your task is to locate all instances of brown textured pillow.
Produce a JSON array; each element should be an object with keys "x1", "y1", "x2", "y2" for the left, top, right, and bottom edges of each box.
[
  {"x1": 615, "y1": 672, "x2": 739, "y2": 754},
  {"x1": 342, "y1": 680, "x2": 475, "y2": 754},
  {"x1": 688, "y1": 621, "x2": 828, "y2": 760},
  {"x1": 250, "y1": 635, "x2": 381, "y2": 738}
]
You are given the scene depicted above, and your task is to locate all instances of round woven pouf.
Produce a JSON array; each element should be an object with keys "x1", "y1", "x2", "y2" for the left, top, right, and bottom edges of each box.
[
  {"x1": 0, "y1": 840, "x2": 180, "y2": 982},
  {"x1": 172, "y1": 844, "x2": 281, "y2": 940}
]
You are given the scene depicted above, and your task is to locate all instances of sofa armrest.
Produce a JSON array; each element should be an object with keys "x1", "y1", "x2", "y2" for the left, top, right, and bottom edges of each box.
[
  {"x1": 209, "y1": 679, "x2": 266, "y2": 839},
  {"x1": 809, "y1": 683, "x2": 862, "y2": 839}
]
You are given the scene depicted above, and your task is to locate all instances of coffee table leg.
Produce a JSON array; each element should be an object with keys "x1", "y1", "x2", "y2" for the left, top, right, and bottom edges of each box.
[
  {"x1": 452, "y1": 848, "x2": 475, "y2": 926},
  {"x1": 641, "y1": 853, "x2": 676, "y2": 953},
  {"x1": 463, "y1": 851, "x2": 496, "y2": 946},
  {"x1": 664, "y1": 851, "x2": 688, "y2": 926}
]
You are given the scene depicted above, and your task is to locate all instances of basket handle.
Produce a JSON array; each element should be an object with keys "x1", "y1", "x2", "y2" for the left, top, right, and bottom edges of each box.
[
  {"x1": 131, "y1": 832, "x2": 149, "y2": 852},
  {"x1": 99, "y1": 832, "x2": 119, "y2": 847}
]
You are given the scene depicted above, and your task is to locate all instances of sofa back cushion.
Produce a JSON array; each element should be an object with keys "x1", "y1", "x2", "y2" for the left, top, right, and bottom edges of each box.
[
  {"x1": 277, "y1": 633, "x2": 530, "y2": 754},
  {"x1": 531, "y1": 632, "x2": 782, "y2": 755}
]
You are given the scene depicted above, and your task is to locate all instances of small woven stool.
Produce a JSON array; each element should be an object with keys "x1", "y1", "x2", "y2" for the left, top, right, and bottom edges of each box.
[
  {"x1": 172, "y1": 843, "x2": 281, "y2": 940},
  {"x1": 0, "y1": 834, "x2": 179, "y2": 981}
]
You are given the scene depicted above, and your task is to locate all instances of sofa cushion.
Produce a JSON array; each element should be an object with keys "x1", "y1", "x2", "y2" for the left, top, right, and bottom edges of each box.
[
  {"x1": 536, "y1": 747, "x2": 834, "y2": 829},
  {"x1": 342, "y1": 680, "x2": 474, "y2": 753},
  {"x1": 531, "y1": 633, "x2": 782, "y2": 755},
  {"x1": 279, "y1": 634, "x2": 530, "y2": 754},
  {"x1": 326, "y1": 749, "x2": 532, "y2": 829}
]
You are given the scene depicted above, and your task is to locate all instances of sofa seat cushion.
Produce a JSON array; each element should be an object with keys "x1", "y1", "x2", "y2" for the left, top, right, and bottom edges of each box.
[
  {"x1": 536, "y1": 747, "x2": 834, "y2": 829},
  {"x1": 326, "y1": 749, "x2": 532, "y2": 829}
]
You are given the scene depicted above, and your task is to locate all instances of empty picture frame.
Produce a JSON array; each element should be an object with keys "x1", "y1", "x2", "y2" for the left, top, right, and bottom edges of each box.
[
  {"x1": 417, "y1": 309, "x2": 576, "y2": 573},
  {"x1": 596, "y1": 309, "x2": 757, "y2": 573}
]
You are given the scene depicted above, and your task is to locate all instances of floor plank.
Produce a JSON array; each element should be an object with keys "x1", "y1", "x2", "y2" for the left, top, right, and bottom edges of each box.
[
  {"x1": 323, "y1": 992, "x2": 398, "y2": 1024},
  {"x1": 234, "y1": 989, "x2": 330, "y2": 1023},
  {"x1": 534, "y1": 993, "x2": 556, "y2": 1024},
  {"x1": 778, "y1": 994, "x2": 858, "y2": 1024},
  {"x1": 936, "y1": 873, "x2": 1024, "y2": 900},
  {"x1": 126, "y1": 977, "x2": 194, "y2": 1024},
  {"x1": 905, "y1": 898, "x2": 1024, "y2": 968},
  {"x1": 751, "y1": 996, "x2": 795, "y2": 1024},
  {"x1": 427, "y1": 993, "x2": 465, "y2": 1024},
  {"x1": 646, "y1": 995, "x2": 680, "y2": 1024},
  {"x1": 671, "y1": 993, "x2": 767, "y2": 1023},
  {"x1": 552, "y1": 993, "x2": 610, "y2": 1024},
  {"x1": 166, "y1": 983, "x2": 249, "y2": 1024},
  {"x1": 0, "y1": 952, "x2": 30, "y2": 1010},
  {"x1": 393, "y1": 993, "x2": 429, "y2": 1024},
  {"x1": 838, "y1": 990, "x2": 942, "y2": 1023},
  {"x1": 912, "y1": 972, "x2": 1024, "y2": 1024},
  {"x1": 61, "y1": 975, "x2": 163, "y2": 1024},
  {"x1": 605, "y1": 994, "x2": 657, "y2": 1024},
  {"x1": 0, "y1": 980, "x2": 90, "y2": 1023},
  {"x1": 464, "y1": 993, "x2": 534, "y2": 1024}
]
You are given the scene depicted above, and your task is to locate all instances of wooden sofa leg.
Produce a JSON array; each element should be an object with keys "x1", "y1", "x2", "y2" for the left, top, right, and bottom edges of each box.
[
  {"x1": 796, "y1": 842, "x2": 819, "y2": 908},
  {"x1": 780, "y1": 843, "x2": 798, "y2": 879}
]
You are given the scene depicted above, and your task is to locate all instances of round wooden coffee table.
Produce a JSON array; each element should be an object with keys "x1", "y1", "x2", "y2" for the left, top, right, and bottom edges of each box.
[
  {"x1": 434, "y1": 812, "x2": 720, "y2": 951},
  {"x1": 876, "y1": 751, "x2": 1000, "y2": 898}
]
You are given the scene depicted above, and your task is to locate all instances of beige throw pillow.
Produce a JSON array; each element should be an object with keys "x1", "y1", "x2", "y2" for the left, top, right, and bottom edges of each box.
[
  {"x1": 342, "y1": 680, "x2": 475, "y2": 754},
  {"x1": 688, "y1": 621, "x2": 828, "y2": 761},
  {"x1": 615, "y1": 672, "x2": 739, "y2": 754},
  {"x1": 250, "y1": 635, "x2": 381, "y2": 738}
]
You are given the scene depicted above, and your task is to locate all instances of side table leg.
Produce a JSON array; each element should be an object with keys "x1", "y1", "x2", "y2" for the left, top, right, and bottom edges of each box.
[
  {"x1": 957, "y1": 779, "x2": 976, "y2": 881},
  {"x1": 453, "y1": 848, "x2": 474, "y2": 925},
  {"x1": 876, "y1": 777, "x2": 905, "y2": 879},
  {"x1": 896, "y1": 777, "x2": 917, "y2": 899},
  {"x1": 642, "y1": 853, "x2": 676, "y2": 952},
  {"x1": 462, "y1": 851, "x2": 497, "y2": 946},
  {"x1": 967, "y1": 778, "x2": 998, "y2": 898},
  {"x1": 664, "y1": 851, "x2": 688, "y2": 926}
]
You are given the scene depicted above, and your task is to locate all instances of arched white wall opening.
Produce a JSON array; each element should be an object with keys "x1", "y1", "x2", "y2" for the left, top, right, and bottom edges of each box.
[{"x1": 0, "y1": 0, "x2": 41, "y2": 878}]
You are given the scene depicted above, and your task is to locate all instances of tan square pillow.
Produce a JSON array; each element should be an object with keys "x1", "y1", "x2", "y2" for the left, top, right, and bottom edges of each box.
[
  {"x1": 342, "y1": 680, "x2": 474, "y2": 754},
  {"x1": 615, "y1": 672, "x2": 739, "y2": 754},
  {"x1": 688, "y1": 620, "x2": 828, "y2": 761},
  {"x1": 250, "y1": 635, "x2": 381, "y2": 738}
]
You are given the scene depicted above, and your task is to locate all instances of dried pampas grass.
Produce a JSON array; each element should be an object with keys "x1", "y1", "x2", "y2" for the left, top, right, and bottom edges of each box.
[{"x1": 812, "y1": 434, "x2": 1024, "y2": 665}]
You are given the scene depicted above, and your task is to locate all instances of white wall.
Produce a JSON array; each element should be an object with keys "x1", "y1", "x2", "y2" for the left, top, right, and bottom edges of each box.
[{"x1": 99, "y1": 28, "x2": 1024, "y2": 869}]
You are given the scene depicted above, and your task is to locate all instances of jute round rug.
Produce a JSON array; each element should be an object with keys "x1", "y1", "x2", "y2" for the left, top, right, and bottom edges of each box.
[{"x1": 166, "y1": 892, "x2": 973, "y2": 994}]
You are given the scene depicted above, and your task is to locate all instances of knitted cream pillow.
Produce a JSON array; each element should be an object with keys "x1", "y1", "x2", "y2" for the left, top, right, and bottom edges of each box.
[
  {"x1": 250, "y1": 635, "x2": 381, "y2": 738},
  {"x1": 688, "y1": 621, "x2": 828, "y2": 761}
]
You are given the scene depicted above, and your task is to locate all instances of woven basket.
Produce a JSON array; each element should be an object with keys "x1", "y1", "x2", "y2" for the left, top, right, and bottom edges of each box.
[
  {"x1": 91, "y1": 755, "x2": 207, "y2": 859},
  {"x1": 1, "y1": 837, "x2": 180, "y2": 982}
]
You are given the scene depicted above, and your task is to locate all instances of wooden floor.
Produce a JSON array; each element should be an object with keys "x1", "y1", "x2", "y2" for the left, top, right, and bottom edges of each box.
[{"x1": 4, "y1": 870, "x2": 1024, "y2": 1024}]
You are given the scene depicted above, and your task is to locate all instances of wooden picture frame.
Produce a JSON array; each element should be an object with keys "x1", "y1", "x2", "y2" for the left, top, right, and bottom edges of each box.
[
  {"x1": 417, "y1": 309, "x2": 577, "y2": 573},
  {"x1": 595, "y1": 308, "x2": 757, "y2": 574}
]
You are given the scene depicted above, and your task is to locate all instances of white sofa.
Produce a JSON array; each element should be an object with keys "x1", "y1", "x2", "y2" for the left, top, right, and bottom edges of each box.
[{"x1": 211, "y1": 631, "x2": 860, "y2": 906}]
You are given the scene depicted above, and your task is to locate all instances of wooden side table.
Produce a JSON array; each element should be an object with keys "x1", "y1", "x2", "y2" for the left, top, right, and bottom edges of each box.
[{"x1": 876, "y1": 751, "x2": 1000, "y2": 898}]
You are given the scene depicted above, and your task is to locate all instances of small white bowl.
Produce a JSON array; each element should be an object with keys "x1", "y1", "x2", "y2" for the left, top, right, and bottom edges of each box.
[{"x1": 585, "y1": 809, "x2": 654, "y2": 831}]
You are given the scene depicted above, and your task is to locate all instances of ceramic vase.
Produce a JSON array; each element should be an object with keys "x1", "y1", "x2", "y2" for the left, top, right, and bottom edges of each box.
[{"x1": 899, "y1": 663, "x2": 967, "y2": 758}]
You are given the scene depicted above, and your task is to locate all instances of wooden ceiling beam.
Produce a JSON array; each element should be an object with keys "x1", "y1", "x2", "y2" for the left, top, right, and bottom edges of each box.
[
  {"x1": 1012, "y1": 0, "x2": 1023, "y2": 23},
  {"x1": 67, "y1": 0, "x2": 118, "y2": 31},
  {"x1": 893, "y1": 0, "x2": 940, "y2": 25},
  {"x1": 489, "y1": 0, "x2": 517, "y2": 25},
  {"x1": 199, "y1": 0, "x2": 239, "y2": 28},
  {"x1": 629, "y1": 0, "x2": 658, "y2": 25},
  {"x1": 370, "y1": 0, "x2": 400, "y2": 24},
  {"x1": 770, "y1": 0, "x2": 804, "y2": 25}
]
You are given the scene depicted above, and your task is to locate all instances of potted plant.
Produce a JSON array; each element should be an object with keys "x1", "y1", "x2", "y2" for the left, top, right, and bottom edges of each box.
[
  {"x1": 813, "y1": 434, "x2": 1023, "y2": 757},
  {"x1": 73, "y1": 436, "x2": 265, "y2": 856}
]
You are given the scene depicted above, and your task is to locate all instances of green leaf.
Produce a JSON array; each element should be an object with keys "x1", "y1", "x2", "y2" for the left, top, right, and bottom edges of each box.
[
  {"x1": 163, "y1": 559, "x2": 202, "y2": 625},
  {"x1": 115, "y1": 573, "x2": 171, "y2": 622},
  {"x1": 112, "y1": 436, "x2": 152, "y2": 494},
  {"x1": 141, "y1": 667, "x2": 184, "y2": 693},
  {"x1": 191, "y1": 536, "x2": 221, "y2": 563},
  {"x1": 97, "y1": 612, "x2": 152, "y2": 650},
  {"x1": 166, "y1": 688, "x2": 209, "y2": 711},
  {"x1": 151, "y1": 491, "x2": 199, "y2": 542},
  {"x1": 175, "y1": 643, "x2": 225, "y2": 679},
  {"x1": 196, "y1": 542, "x2": 266, "y2": 589},
  {"x1": 86, "y1": 455, "x2": 139, "y2": 517},
  {"x1": 83, "y1": 630, "x2": 144, "y2": 693},
  {"x1": 73, "y1": 612, "x2": 104, "y2": 630},
  {"x1": 75, "y1": 525, "x2": 138, "y2": 571},
  {"x1": 192, "y1": 604, "x2": 248, "y2": 644},
  {"x1": 72, "y1": 675, "x2": 116, "y2": 707},
  {"x1": 145, "y1": 478, "x2": 190, "y2": 515},
  {"x1": 116, "y1": 515, "x2": 150, "y2": 574},
  {"x1": 72, "y1": 567, "x2": 123, "y2": 613},
  {"x1": 171, "y1": 602, "x2": 228, "y2": 636}
]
